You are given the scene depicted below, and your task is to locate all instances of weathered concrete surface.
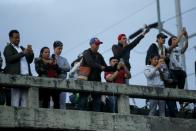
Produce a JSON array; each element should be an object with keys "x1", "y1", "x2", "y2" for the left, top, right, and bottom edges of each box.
[
  {"x1": 0, "y1": 74, "x2": 196, "y2": 102},
  {"x1": 0, "y1": 106, "x2": 196, "y2": 131},
  {"x1": 117, "y1": 95, "x2": 130, "y2": 114}
]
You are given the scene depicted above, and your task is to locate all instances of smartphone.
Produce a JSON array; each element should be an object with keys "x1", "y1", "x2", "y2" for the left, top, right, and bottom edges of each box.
[
  {"x1": 27, "y1": 44, "x2": 32, "y2": 49},
  {"x1": 182, "y1": 27, "x2": 186, "y2": 32},
  {"x1": 51, "y1": 54, "x2": 55, "y2": 60}
]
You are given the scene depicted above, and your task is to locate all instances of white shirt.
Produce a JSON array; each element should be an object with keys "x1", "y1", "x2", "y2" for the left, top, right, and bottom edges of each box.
[
  {"x1": 12, "y1": 44, "x2": 29, "y2": 75},
  {"x1": 155, "y1": 42, "x2": 166, "y2": 56},
  {"x1": 169, "y1": 47, "x2": 183, "y2": 70}
]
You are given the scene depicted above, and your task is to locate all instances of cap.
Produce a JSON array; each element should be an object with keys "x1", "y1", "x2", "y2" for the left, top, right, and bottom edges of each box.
[
  {"x1": 89, "y1": 37, "x2": 103, "y2": 45},
  {"x1": 156, "y1": 33, "x2": 168, "y2": 39},
  {"x1": 118, "y1": 34, "x2": 126, "y2": 41},
  {"x1": 53, "y1": 41, "x2": 63, "y2": 48}
]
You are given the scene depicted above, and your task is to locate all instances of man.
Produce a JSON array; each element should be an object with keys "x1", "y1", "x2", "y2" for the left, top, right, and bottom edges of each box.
[
  {"x1": 112, "y1": 28, "x2": 149, "y2": 71},
  {"x1": 159, "y1": 57, "x2": 178, "y2": 117},
  {"x1": 0, "y1": 52, "x2": 11, "y2": 106},
  {"x1": 78, "y1": 37, "x2": 109, "y2": 112},
  {"x1": 0, "y1": 51, "x2": 5, "y2": 105},
  {"x1": 0, "y1": 51, "x2": 2, "y2": 72},
  {"x1": 112, "y1": 29, "x2": 149, "y2": 106},
  {"x1": 104, "y1": 56, "x2": 131, "y2": 113},
  {"x1": 146, "y1": 32, "x2": 178, "y2": 117},
  {"x1": 168, "y1": 28, "x2": 188, "y2": 110},
  {"x1": 3, "y1": 30, "x2": 34, "y2": 107},
  {"x1": 146, "y1": 32, "x2": 168, "y2": 65},
  {"x1": 53, "y1": 41, "x2": 71, "y2": 109}
]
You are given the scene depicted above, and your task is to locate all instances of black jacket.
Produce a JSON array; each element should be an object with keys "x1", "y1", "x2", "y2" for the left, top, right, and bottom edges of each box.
[
  {"x1": 81, "y1": 48, "x2": 107, "y2": 81},
  {"x1": 112, "y1": 34, "x2": 144, "y2": 70},
  {"x1": 34, "y1": 58, "x2": 61, "y2": 77},
  {"x1": 3, "y1": 43, "x2": 34, "y2": 75},
  {"x1": 145, "y1": 43, "x2": 169, "y2": 65}
]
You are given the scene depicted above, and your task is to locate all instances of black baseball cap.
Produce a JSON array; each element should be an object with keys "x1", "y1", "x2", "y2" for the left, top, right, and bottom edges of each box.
[
  {"x1": 156, "y1": 33, "x2": 168, "y2": 39},
  {"x1": 53, "y1": 41, "x2": 63, "y2": 48}
]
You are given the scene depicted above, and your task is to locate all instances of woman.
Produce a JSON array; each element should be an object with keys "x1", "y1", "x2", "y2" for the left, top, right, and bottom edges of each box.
[
  {"x1": 35, "y1": 47, "x2": 61, "y2": 108},
  {"x1": 144, "y1": 54, "x2": 165, "y2": 116}
]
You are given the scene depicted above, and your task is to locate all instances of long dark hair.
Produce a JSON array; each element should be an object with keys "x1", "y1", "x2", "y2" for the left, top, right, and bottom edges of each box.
[{"x1": 39, "y1": 47, "x2": 49, "y2": 58}]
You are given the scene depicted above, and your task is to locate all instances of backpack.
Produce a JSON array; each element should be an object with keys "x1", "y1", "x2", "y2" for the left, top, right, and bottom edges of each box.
[{"x1": 69, "y1": 53, "x2": 91, "y2": 80}]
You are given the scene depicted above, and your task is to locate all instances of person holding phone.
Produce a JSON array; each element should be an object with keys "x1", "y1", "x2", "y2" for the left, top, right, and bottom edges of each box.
[
  {"x1": 3, "y1": 30, "x2": 34, "y2": 107},
  {"x1": 144, "y1": 54, "x2": 165, "y2": 116},
  {"x1": 53, "y1": 41, "x2": 70, "y2": 109},
  {"x1": 35, "y1": 47, "x2": 61, "y2": 108},
  {"x1": 167, "y1": 28, "x2": 189, "y2": 110}
]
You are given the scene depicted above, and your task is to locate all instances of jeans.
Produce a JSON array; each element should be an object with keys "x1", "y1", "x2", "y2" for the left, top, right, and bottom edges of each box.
[
  {"x1": 125, "y1": 79, "x2": 136, "y2": 105},
  {"x1": 59, "y1": 92, "x2": 66, "y2": 109},
  {"x1": 11, "y1": 88, "x2": 28, "y2": 107},
  {"x1": 149, "y1": 99, "x2": 165, "y2": 116},
  {"x1": 78, "y1": 93, "x2": 101, "y2": 112},
  {"x1": 107, "y1": 96, "x2": 117, "y2": 113}
]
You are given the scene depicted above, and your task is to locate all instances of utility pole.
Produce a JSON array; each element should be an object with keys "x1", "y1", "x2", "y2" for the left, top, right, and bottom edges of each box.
[
  {"x1": 156, "y1": 0, "x2": 162, "y2": 33},
  {"x1": 195, "y1": 61, "x2": 196, "y2": 86},
  {"x1": 175, "y1": 0, "x2": 188, "y2": 89}
]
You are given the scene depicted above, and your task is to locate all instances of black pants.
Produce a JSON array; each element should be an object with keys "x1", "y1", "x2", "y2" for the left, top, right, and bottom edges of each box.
[
  {"x1": 166, "y1": 100, "x2": 177, "y2": 117},
  {"x1": 39, "y1": 89, "x2": 59, "y2": 109},
  {"x1": 170, "y1": 69, "x2": 187, "y2": 89},
  {"x1": 0, "y1": 87, "x2": 11, "y2": 106},
  {"x1": 170, "y1": 69, "x2": 187, "y2": 105}
]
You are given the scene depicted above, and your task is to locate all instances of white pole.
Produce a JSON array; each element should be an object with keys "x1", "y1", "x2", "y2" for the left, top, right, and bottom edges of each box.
[
  {"x1": 175, "y1": 0, "x2": 188, "y2": 89},
  {"x1": 156, "y1": 0, "x2": 162, "y2": 33},
  {"x1": 194, "y1": 46, "x2": 196, "y2": 88}
]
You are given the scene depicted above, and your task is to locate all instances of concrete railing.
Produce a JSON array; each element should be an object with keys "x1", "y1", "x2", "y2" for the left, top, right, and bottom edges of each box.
[{"x1": 0, "y1": 73, "x2": 196, "y2": 131}]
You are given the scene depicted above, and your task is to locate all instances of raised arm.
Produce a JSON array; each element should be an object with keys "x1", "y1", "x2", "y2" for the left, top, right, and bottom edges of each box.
[
  {"x1": 181, "y1": 30, "x2": 189, "y2": 54},
  {"x1": 167, "y1": 29, "x2": 187, "y2": 53}
]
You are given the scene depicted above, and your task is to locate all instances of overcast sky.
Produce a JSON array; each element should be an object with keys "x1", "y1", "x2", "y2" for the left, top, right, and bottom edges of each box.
[{"x1": 0, "y1": 0, "x2": 196, "y2": 107}]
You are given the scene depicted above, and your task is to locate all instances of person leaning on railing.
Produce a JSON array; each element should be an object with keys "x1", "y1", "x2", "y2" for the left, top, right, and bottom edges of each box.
[
  {"x1": 34, "y1": 46, "x2": 61, "y2": 109},
  {"x1": 104, "y1": 56, "x2": 131, "y2": 113},
  {"x1": 78, "y1": 37, "x2": 116, "y2": 112},
  {"x1": 0, "y1": 51, "x2": 5, "y2": 105},
  {"x1": 3, "y1": 30, "x2": 34, "y2": 107},
  {"x1": 167, "y1": 28, "x2": 189, "y2": 110},
  {"x1": 144, "y1": 54, "x2": 165, "y2": 117},
  {"x1": 53, "y1": 41, "x2": 71, "y2": 109}
]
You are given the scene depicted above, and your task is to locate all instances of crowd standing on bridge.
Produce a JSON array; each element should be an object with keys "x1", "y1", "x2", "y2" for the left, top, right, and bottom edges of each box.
[{"x1": 0, "y1": 27, "x2": 194, "y2": 117}]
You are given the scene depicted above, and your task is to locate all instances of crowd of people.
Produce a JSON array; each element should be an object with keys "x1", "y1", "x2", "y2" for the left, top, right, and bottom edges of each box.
[{"x1": 0, "y1": 26, "x2": 193, "y2": 117}]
